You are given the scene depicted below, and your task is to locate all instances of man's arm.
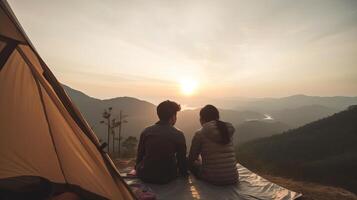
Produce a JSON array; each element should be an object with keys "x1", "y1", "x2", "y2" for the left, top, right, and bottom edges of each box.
[
  {"x1": 176, "y1": 132, "x2": 188, "y2": 176},
  {"x1": 188, "y1": 132, "x2": 202, "y2": 166},
  {"x1": 135, "y1": 130, "x2": 145, "y2": 169}
]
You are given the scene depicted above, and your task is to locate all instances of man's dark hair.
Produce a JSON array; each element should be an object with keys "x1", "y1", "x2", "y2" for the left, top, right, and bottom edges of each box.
[{"x1": 157, "y1": 100, "x2": 181, "y2": 122}]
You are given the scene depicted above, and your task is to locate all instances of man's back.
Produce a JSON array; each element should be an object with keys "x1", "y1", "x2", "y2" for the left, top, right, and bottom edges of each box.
[{"x1": 136, "y1": 122, "x2": 187, "y2": 184}]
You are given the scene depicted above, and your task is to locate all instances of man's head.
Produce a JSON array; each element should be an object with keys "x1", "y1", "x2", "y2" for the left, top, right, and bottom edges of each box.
[{"x1": 157, "y1": 100, "x2": 181, "y2": 125}]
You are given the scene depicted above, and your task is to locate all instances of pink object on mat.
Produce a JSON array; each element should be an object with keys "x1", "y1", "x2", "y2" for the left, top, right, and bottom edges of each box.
[
  {"x1": 128, "y1": 169, "x2": 137, "y2": 176},
  {"x1": 137, "y1": 191, "x2": 156, "y2": 200}
]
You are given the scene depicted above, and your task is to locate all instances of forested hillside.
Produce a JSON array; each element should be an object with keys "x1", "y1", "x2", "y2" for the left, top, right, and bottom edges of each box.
[
  {"x1": 237, "y1": 106, "x2": 357, "y2": 194},
  {"x1": 234, "y1": 121, "x2": 290, "y2": 145}
]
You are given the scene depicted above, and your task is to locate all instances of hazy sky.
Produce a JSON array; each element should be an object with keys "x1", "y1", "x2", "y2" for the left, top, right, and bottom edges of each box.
[{"x1": 8, "y1": 0, "x2": 357, "y2": 105}]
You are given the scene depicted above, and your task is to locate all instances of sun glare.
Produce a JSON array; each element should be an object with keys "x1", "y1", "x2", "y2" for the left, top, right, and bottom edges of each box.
[{"x1": 180, "y1": 79, "x2": 198, "y2": 96}]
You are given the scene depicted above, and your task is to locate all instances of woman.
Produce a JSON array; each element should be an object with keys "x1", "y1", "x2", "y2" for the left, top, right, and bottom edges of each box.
[{"x1": 188, "y1": 105, "x2": 238, "y2": 185}]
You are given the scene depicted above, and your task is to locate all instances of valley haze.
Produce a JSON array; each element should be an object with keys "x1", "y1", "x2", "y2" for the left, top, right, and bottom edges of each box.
[{"x1": 63, "y1": 84, "x2": 357, "y2": 148}]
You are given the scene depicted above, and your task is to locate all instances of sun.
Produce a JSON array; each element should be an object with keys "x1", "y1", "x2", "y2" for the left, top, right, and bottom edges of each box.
[{"x1": 180, "y1": 79, "x2": 198, "y2": 96}]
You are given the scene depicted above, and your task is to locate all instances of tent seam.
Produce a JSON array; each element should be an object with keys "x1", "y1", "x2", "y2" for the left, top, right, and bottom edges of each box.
[
  {"x1": 0, "y1": 39, "x2": 18, "y2": 70},
  {"x1": 0, "y1": 34, "x2": 26, "y2": 44},
  {"x1": 34, "y1": 77, "x2": 69, "y2": 184},
  {"x1": 17, "y1": 46, "x2": 69, "y2": 185}
]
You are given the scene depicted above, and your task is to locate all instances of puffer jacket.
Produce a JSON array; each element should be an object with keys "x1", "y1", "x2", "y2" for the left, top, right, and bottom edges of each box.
[{"x1": 188, "y1": 120, "x2": 238, "y2": 185}]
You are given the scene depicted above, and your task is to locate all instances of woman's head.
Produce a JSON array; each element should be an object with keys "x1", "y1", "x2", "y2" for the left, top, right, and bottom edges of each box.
[
  {"x1": 200, "y1": 104, "x2": 231, "y2": 144},
  {"x1": 199, "y1": 104, "x2": 219, "y2": 125}
]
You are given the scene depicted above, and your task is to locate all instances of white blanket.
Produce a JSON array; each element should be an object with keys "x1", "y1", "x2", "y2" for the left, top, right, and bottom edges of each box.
[{"x1": 121, "y1": 164, "x2": 302, "y2": 200}]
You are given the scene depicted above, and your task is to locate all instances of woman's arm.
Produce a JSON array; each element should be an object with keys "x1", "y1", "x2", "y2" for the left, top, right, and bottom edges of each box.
[{"x1": 188, "y1": 132, "x2": 202, "y2": 166}]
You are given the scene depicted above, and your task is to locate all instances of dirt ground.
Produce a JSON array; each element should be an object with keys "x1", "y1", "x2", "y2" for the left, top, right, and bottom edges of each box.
[
  {"x1": 262, "y1": 175, "x2": 357, "y2": 200},
  {"x1": 113, "y1": 158, "x2": 136, "y2": 170}
]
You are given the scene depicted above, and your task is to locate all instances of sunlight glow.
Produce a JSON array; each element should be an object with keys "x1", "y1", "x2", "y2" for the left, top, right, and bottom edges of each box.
[{"x1": 180, "y1": 79, "x2": 198, "y2": 96}]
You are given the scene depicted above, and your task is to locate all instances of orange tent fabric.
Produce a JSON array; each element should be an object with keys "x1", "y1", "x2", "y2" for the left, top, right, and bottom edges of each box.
[{"x1": 0, "y1": 1, "x2": 134, "y2": 199}]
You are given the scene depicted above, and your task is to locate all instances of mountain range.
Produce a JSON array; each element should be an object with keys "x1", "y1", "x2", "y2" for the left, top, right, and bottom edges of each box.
[
  {"x1": 236, "y1": 105, "x2": 357, "y2": 194},
  {"x1": 234, "y1": 120, "x2": 291, "y2": 145},
  {"x1": 64, "y1": 85, "x2": 265, "y2": 146},
  {"x1": 64, "y1": 85, "x2": 356, "y2": 148},
  {"x1": 234, "y1": 94, "x2": 357, "y2": 112}
]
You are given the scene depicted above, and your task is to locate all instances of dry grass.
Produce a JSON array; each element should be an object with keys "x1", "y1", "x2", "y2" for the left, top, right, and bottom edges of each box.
[
  {"x1": 113, "y1": 158, "x2": 136, "y2": 169},
  {"x1": 262, "y1": 175, "x2": 357, "y2": 200}
]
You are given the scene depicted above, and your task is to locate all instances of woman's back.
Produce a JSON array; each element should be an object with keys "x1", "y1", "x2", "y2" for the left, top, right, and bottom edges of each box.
[{"x1": 189, "y1": 121, "x2": 238, "y2": 185}]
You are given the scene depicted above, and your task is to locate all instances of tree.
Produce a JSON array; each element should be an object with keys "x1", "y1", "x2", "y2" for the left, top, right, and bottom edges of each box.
[
  {"x1": 121, "y1": 136, "x2": 138, "y2": 158},
  {"x1": 100, "y1": 107, "x2": 112, "y2": 153},
  {"x1": 100, "y1": 108, "x2": 128, "y2": 157},
  {"x1": 115, "y1": 110, "x2": 128, "y2": 158}
]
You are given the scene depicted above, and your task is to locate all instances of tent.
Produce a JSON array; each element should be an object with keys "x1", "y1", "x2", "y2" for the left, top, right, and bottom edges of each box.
[{"x1": 0, "y1": 0, "x2": 135, "y2": 199}]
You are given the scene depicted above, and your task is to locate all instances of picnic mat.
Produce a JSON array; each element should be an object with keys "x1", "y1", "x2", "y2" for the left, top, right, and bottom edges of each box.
[{"x1": 120, "y1": 164, "x2": 302, "y2": 200}]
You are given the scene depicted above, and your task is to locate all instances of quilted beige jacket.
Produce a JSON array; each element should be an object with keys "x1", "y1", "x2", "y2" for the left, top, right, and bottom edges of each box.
[{"x1": 188, "y1": 120, "x2": 238, "y2": 185}]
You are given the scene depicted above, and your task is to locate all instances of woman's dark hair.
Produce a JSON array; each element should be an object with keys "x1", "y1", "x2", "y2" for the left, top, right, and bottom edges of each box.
[
  {"x1": 157, "y1": 100, "x2": 181, "y2": 122},
  {"x1": 200, "y1": 105, "x2": 230, "y2": 144}
]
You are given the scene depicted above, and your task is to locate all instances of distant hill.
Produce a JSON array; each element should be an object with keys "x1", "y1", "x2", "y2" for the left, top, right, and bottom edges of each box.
[
  {"x1": 63, "y1": 85, "x2": 265, "y2": 146},
  {"x1": 235, "y1": 94, "x2": 357, "y2": 112},
  {"x1": 234, "y1": 121, "x2": 291, "y2": 146},
  {"x1": 270, "y1": 105, "x2": 338, "y2": 128},
  {"x1": 64, "y1": 85, "x2": 157, "y2": 141},
  {"x1": 236, "y1": 106, "x2": 357, "y2": 194},
  {"x1": 233, "y1": 95, "x2": 356, "y2": 128}
]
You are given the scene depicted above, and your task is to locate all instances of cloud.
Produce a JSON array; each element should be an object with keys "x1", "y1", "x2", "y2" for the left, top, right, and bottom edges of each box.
[{"x1": 8, "y1": 0, "x2": 357, "y2": 99}]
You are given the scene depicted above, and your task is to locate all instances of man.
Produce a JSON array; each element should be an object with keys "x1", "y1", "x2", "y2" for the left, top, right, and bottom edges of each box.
[{"x1": 135, "y1": 100, "x2": 188, "y2": 184}]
